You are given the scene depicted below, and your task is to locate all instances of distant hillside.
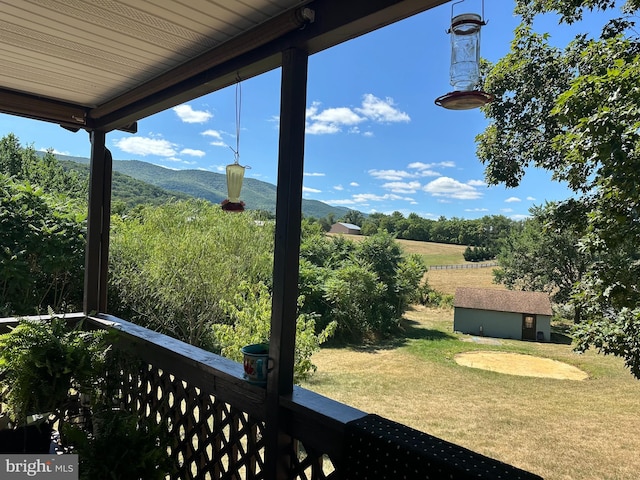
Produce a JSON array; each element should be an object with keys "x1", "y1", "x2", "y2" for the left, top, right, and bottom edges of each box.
[
  {"x1": 55, "y1": 154, "x2": 351, "y2": 218},
  {"x1": 59, "y1": 160, "x2": 191, "y2": 208}
]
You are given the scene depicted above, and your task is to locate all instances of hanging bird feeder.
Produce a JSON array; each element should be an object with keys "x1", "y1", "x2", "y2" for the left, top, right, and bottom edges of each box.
[
  {"x1": 222, "y1": 80, "x2": 249, "y2": 212},
  {"x1": 221, "y1": 158, "x2": 247, "y2": 212},
  {"x1": 435, "y1": 0, "x2": 493, "y2": 110}
]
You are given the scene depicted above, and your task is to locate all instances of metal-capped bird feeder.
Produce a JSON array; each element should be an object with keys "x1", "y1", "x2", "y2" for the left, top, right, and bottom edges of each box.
[
  {"x1": 435, "y1": 0, "x2": 493, "y2": 110},
  {"x1": 221, "y1": 79, "x2": 249, "y2": 212}
]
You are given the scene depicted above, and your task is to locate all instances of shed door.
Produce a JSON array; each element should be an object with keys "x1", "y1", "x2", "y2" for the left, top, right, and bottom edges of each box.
[{"x1": 522, "y1": 314, "x2": 536, "y2": 340}]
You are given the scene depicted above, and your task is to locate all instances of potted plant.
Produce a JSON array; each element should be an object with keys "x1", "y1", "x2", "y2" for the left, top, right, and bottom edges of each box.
[
  {"x1": 0, "y1": 316, "x2": 175, "y2": 480},
  {"x1": 62, "y1": 407, "x2": 175, "y2": 480},
  {"x1": 0, "y1": 316, "x2": 109, "y2": 453}
]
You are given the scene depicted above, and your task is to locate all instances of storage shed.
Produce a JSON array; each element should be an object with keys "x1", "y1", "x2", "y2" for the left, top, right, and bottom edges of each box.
[
  {"x1": 454, "y1": 288, "x2": 552, "y2": 342},
  {"x1": 329, "y1": 222, "x2": 362, "y2": 235}
]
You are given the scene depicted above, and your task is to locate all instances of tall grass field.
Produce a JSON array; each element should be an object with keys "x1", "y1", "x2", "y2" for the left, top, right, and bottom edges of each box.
[{"x1": 302, "y1": 238, "x2": 640, "y2": 480}]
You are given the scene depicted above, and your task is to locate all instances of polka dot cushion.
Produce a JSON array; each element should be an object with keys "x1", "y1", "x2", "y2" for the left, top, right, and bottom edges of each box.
[{"x1": 343, "y1": 414, "x2": 542, "y2": 480}]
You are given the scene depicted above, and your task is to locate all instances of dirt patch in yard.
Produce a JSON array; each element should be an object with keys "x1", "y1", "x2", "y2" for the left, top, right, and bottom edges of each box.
[{"x1": 455, "y1": 351, "x2": 589, "y2": 380}]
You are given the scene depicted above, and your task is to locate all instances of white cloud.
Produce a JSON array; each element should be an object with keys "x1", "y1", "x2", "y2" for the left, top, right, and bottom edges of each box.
[
  {"x1": 501, "y1": 208, "x2": 514, "y2": 213},
  {"x1": 408, "y1": 161, "x2": 455, "y2": 170},
  {"x1": 526, "y1": 196, "x2": 536, "y2": 201},
  {"x1": 303, "y1": 186, "x2": 322, "y2": 193},
  {"x1": 304, "y1": 172, "x2": 325, "y2": 177},
  {"x1": 369, "y1": 169, "x2": 415, "y2": 181},
  {"x1": 417, "y1": 169, "x2": 441, "y2": 177},
  {"x1": 352, "y1": 193, "x2": 412, "y2": 202},
  {"x1": 334, "y1": 185, "x2": 344, "y2": 191},
  {"x1": 355, "y1": 94, "x2": 410, "y2": 123},
  {"x1": 438, "y1": 161, "x2": 456, "y2": 168},
  {"x1": 173, "y1": 104, "x2": 213, "y2": 123},
  {"x1": 465, "y1": 208, "x2": 489, "y2": 212},
  {"x1": 180, "y1": 148, "x2": 205, "y2": 157},
  {"x1": 382, "y1": 181, "x2": 421, "y2": 194},
  {"x1": 40, "y1": 147, "x2": 70, "y2": 156},
  {"x1": 306, "y1": 121, "x2": 341, "y2": 135},
  {"x1": 329, "y1": 192, "x2": 413, "y2": 206},
  {"x1": 305, "y1": 102, "x2": 363, "y2": 135},
  {"x1": 201, "y1": 129, "x2": 227, "y2": 147},
  {"x1": 313, "y1": 107, "x2": 364, "y2": 125},
  {"x1": 350, "y1": 182, "x2": 360, "y2": 187},
  {"x1": 511, "y1": 214, "x2": 530, "y2": 220},
  {"x1": 505, "y1": 196, "x2": 522, "y2": 203},
  {"x1": 467, "y1": 179, "x2": 486, "y2": 187},
  {"x1": 114, "y1": 136, "x2": 177, "y2": 157},
  {"x1": 305, "y1": 94, "x2": 409, "y2": 135},
  {"x1": 406, "y1": 162, "x2": 443, "y2": 177},
  {"x1": 422, "y1": 177, "x2": 483, "y2": 200}
]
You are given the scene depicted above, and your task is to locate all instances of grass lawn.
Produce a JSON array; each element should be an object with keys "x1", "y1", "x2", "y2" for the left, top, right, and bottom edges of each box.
[{"x1": 302, "y1": 306, "x2": 640, "y2": 480}]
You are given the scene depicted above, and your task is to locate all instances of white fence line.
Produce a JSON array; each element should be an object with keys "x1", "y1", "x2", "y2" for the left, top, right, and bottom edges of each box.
[{"x1": 429, "y1": 262, "x2": 498, "y2": 270}]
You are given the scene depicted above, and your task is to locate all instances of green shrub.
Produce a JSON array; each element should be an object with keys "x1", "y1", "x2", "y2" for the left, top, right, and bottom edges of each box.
[
  {"x1": 0, "y1": 176, "x2": 85, "y2": 316},
  {"x1": 63, "y1": 409, "x2": 175, "y2": 480},
  {"x1": 299, "y1": 231, "x2": 426, "y2": 341},
  {"x1": 109, "y1": 200, "x2": 274, "y2": 349},
  {"x1": 212, "y1": 282, "x2": 335, "y2": 382}
]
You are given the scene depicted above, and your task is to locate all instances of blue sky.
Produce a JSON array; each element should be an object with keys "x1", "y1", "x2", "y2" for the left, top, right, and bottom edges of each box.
[{"x1": 0, "y1": 2, "x2": 610, "y2": 220}]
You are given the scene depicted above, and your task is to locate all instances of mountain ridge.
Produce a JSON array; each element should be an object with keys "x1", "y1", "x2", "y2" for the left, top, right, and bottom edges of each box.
[{"x1": 55, "y1": 154, "x2": 351, "y2": 218}]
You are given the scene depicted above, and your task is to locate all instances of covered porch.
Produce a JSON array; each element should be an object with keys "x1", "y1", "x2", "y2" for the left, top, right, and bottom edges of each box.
[{"x1": 0, "y1": 0, "x2": 540, "y2": 478}]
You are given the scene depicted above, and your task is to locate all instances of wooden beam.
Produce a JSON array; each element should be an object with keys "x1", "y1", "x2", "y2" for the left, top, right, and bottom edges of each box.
[
  {"x1": 265, "y1": 47, "x2": 309, "y2": 480},
  {"x1": 83, "y1": 131, "x2": 112, "y2": 314},
  {"x1": 0, "y1": 88, "x2": 88, "y2": 129}
]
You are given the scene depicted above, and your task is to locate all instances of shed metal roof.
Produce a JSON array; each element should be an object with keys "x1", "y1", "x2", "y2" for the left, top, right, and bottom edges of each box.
[
  {"x1": 454, "y1": 288, "x2": 553, "y2": 316},
  {"x1": 0, "y1": 0, "x2": 447, "y2": 133},
  {"x1": 337, "y1": 223, "x2": 361, "y2": 230}
]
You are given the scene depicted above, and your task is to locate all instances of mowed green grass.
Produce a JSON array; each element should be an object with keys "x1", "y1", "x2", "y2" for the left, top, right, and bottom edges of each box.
[{"x1": 302, "y1": 238, "x2": 640, "y2": 480}]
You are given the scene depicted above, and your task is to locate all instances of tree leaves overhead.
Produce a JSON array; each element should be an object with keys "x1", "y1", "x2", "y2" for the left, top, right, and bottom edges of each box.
[
  {"x1": 477, "y1": 25, "x2": 572, "y2": 187},
  {"x1": 478, "y1": 0, "x2": 640, "y2": 377}
]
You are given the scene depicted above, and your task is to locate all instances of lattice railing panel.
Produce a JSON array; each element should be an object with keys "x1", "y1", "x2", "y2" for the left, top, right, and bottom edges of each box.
[
  {"x1": 287, "y1": 439, "x2": 338, "y2": 480},
  {"x1": 117, "y1": 362, "x2": 266, "y2": 480}
]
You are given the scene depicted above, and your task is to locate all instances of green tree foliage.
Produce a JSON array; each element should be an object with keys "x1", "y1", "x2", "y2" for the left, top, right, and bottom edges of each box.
[
  {"x1": 340, "y1": 209, "x2": 365, "y2": 226},
  {"x1": 463, "y1": 246, "x2": 495, "y2": 262},
  {"x1": 477, "y1": 0, "x2": 640, "y2": 377},
  {"x1": 318, "y1": 212, "x2": 335, "y2": 232},
  {"x1": 360, "y1": 211, "x2": 516, "y2": 249},
  {"x1": 212, "y1": 281, "x2": 335, "y2": 382},
  {"x1": 493, "y1": 203, "x2": 590, "y2": 321},
  {"x1": 108, "y1": 200, "x2": 274, "y2": 349},
  {"x1": 0, "y1": 175, "x2": 85, "y2": 315},
  {"x1": 108, "y1": 200, "x2": 334, "y2": 380},
  {"x1": 299, "y1": 231, "x2": 426, "y2": 341},
  {"x1": 0, "y1": 134, "x2": 87, "y2": 200}
]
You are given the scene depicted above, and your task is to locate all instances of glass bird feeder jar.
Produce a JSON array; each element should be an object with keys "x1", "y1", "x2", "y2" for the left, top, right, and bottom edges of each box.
[
  {"x1": 435, "y1": 3, "x2": 494, "y2": 110},
  {"x1": 450, "y1": 13, "x2": 482, "y2": 91}
]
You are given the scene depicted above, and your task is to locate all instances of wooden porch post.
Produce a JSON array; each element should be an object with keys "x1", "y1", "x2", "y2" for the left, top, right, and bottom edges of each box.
[
  {"x1": 265, "y1": 47, "x2": 309, "y2": 480},
  {"x1": 83, "y1": 130, "x2": 113, "y2": 314}
]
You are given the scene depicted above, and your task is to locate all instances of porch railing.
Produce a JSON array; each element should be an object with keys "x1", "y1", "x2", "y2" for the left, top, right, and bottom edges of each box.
[{"x1": 0, "y1": 313, "x2": 542, "y2": 480}]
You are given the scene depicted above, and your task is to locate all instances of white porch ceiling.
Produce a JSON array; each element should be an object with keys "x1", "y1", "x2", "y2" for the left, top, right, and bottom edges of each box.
[{"x1": 0, "y1": 0, "x2": 447, "y2": 131}]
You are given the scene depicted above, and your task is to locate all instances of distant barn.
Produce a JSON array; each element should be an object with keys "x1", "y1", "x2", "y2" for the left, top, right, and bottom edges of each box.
[
  {"x1": 329, "y1": 222, "x2": 361, "y2": 235},
  {"x1": 454, "y1": 288, "x2": 552, "y2": 342}
]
